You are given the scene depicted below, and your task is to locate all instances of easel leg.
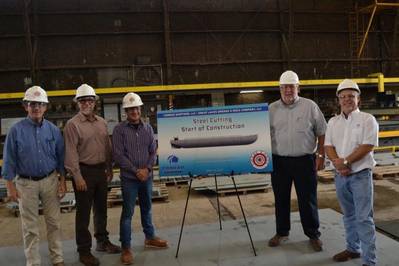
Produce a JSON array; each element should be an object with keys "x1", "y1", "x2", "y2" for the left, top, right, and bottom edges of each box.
[
  {"x1": 231, "y1": 175, "x2": 257, "y2": 256},
  {"x1": 175, "y1": 178, "x2": 193, "y2": 258},
  {"x1": 214, "y1": 174, "x2": 222, "y2": 230}
]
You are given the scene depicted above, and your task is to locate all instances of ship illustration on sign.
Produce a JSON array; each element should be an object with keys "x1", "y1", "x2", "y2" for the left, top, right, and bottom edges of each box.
[{"x1": 170, "y1": 134, "x2": 258, "y2": 149}]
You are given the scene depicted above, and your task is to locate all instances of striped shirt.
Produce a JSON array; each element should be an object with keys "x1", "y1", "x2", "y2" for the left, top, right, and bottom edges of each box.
[{"x1": 112, "y1": 120, "x2": 157, "y2": 180}]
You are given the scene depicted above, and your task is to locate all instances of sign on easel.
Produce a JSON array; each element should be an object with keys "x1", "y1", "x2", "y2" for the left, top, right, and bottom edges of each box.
[{"x1": 157, "y1": 103, "x2": 273, "y2": 177}]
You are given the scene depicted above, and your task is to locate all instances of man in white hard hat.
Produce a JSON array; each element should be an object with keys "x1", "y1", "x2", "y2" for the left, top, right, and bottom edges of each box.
[
  {"x1": 2, "y1": 86, "x2": 66, "y2": 266},
  {"x1": 325, "y1": 79, "x2": 378, "y2": 266},
  {"x1": 268, "y1": 70, "x2": 327, "y2": 251},
  {"x1": 64, "y1": 84, "x2": 121, "y2": 266},
  {"x1": 113, "y1": 92, "x2": 168, "y2": 265}
]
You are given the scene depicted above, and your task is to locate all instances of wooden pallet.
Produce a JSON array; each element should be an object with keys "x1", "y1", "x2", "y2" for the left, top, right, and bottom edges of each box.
[
  {"x1": 213, "y1": 185, "x2": 271, "y2": 196},
  {"x1": 154, "y1": 177, "x2": 190, "y2": 186},
  {"x1": 107, "y1": 183, "x2": 169, "y2": 207},
  {"x1": 373, "y1": 165, "x2": 399, "y2": 179},
  {"x1": 317, "y1": 170, "x2": 335, "y2": 183},
  {"x1": 317, "y1": 166, "x2": 399, "y2": 182},
  {"x1": 162, "y1": 179, "x2": 189, "y2": 186},
  {"x1": 6, "y1": 192, "x2": 76, "y2": 217}
]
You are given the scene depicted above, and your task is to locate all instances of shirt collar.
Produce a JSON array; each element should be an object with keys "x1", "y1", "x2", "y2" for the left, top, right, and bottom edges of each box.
[
  {"x1": 340, "y1": 108, "x2": 360, "y2": 120},
  {"x1": 78, "y1": 112, "x2": 98, "y2": 122},
  {"x1": 279, "y1": 96, "x2": 300, "y2": 109},
  {"x1": 26, "y1": 116, "x2": 45, "y2": 127},
  {"x1": 125, "y1": 119, "x2": 143, "y2": 128}
]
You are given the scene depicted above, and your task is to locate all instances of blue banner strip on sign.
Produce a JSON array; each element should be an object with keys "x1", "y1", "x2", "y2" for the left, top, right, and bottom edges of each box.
[{"x1": 157, "y1": 104, "x2": 268, "y2": 118}]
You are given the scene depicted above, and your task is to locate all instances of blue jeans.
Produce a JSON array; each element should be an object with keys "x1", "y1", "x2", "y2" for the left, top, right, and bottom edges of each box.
[
  {"x1": 119, "y1": 178, "x2": 155, "y2": 248},
  {"x1": 335, "y1": 168, "x2": 377, "y2": 266}
]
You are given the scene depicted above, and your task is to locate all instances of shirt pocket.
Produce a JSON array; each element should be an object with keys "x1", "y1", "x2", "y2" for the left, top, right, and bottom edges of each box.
[{"x1": 295, "y1": 116, "x2": 310, "y2": 132}]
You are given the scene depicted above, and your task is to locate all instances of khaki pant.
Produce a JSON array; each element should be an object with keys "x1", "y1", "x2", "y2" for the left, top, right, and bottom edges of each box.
[{"x1": 16, "y1": 172, "x2": 63, "y2": 266}]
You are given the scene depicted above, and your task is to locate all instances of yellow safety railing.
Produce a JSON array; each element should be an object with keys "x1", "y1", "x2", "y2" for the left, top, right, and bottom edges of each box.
[{"x1": 1, "y1": 76, "x2": 399, "y2": 100}]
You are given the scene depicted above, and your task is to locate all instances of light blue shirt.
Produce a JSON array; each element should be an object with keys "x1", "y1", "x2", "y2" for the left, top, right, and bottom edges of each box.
[
  {"x1": 1, "y1": 117, "x2": 65, "y2": 180},
  {"x1": 269, "y1": 97, "x2": 327, "y2": 156}
]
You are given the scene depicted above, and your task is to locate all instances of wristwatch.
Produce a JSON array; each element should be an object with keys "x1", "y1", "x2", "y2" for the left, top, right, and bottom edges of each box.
[
  {"x1": 316, "y1": 153, "x2": 325, "y2": 159},
  {"x1": 343, "y1": 159, "x2": 350, "y2": 167}
]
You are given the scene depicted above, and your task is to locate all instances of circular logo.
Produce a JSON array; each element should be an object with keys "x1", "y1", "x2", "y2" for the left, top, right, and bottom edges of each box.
[{"x1": 250, "y1": 151, "x2": 269, "y2": 169}]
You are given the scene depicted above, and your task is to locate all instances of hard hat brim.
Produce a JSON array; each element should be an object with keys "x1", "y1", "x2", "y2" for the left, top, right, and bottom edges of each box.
[
  {"x1": 336, "y1": 88, "x2": 361, "y2": 96},
  {"x1": 123, "y1": 102, "x2": 144, "y2": 109},
  {"x1": 74, "y1": 95, "x2": 99, "y2": 102}
]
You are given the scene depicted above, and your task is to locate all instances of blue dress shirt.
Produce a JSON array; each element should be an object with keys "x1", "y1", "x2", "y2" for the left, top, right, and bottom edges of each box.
[{"x1": 1, "y1": 117, "x2": 65, "y2": 180}]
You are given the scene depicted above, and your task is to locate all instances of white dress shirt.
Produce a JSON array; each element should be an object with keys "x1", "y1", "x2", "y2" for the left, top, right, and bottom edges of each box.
[{"x1": 325, "y1": 109, "x2": 379, "y2": 172}]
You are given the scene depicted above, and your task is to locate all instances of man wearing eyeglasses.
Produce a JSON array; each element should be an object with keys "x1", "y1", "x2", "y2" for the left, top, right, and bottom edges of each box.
[
  {"x1": 2, "y1": 86, "x2": 66, "y2": 266},
  {"x1": 268, "y1": 70, "x2": 327, "y2": 252},
  {"x1": 325, "y1": 79, "x2": 378, "y2": 266},
  {"x1": 64, "y1": 84, "x2": 121, "y2": 266}
]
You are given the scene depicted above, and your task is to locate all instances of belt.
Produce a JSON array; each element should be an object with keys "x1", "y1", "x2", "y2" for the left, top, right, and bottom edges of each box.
[
  {"x1": 273, "y1": 154, "x2": 313, "y2": 159},
  {"x1": 79, "y1": 162, "x2": 106, "y2": 168},
  {"x1": 19, "y1": 170, "x2": 55, "y2": 181}
]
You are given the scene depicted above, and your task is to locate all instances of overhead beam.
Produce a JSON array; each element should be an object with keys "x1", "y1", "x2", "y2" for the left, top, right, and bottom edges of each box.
[
  {"x1": 162, "y1": 0, "x2": 172, "y2": 84},
  {"x1": 22, "y1": 0, "x2": 35, "y2": 82}
]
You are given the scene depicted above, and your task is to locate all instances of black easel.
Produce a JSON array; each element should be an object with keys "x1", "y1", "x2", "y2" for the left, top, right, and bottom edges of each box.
[{"x1": 175, "y1": 171, "x2": 257, "y2": 258}]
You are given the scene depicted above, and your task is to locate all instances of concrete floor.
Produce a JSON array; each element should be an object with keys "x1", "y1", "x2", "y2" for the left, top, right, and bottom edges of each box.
[{"x1": 1, "y1": 209, "x2": 398, "y2": 266}]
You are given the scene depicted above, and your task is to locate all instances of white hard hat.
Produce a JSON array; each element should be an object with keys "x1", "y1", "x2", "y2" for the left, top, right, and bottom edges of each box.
[
  {"x1": 122, "y1": 92, "x2": 143, "y2": 109},
  {"x1": 279, "y1": 70, "x2": 300, "y2": 85},
  {"x1": 74, "y1": 84, "x2": 99, "y2": 102},
  {"x1": 23, "y1": 86, "x2": 49, "y2": 103},
  {"x1": 336, "y1": 79, "x2": 360, "y2": 96}
]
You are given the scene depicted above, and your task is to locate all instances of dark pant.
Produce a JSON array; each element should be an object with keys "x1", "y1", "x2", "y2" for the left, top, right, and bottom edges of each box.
[
  {"x1": 72, "y1": 163, "x2": 109, "y2": 254},
  {"x1": 271, "y1": 154, "x2": 320, "y2": 239}
]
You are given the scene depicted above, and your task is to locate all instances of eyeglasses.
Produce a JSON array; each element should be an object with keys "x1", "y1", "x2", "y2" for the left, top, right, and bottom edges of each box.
[
  {"x1": 78, "y1": 98, "x2": 95, "y2": 104},
  {"x1": 280, "y1": 84, "x2": 298, "y2": 90},
  {"x1": 338, "y1": 95, "x2": 356, "y2": 100},
  {"x1": 27, "y1": 101, "x2": 47, "y2": 108},
  {"x1": 125, "y1": 107, "x2": 140, "y2": 112}
]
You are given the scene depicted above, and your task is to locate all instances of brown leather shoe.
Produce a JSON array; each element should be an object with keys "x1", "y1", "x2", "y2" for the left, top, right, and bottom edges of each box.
[
  {"x1": 145, "y1": 236, "x2": 168, "y2": 248},
  {"x1": 309, "y1": 238, "x2": 323, "y2": 252},
  {"x1": 96, "y1": 240, "x2": 122, "y2": 254},
  {"x1": 333, "y1": 250, "x2": 361, "y2": 262},
  {"x1": 268, "y1": 234, "x2": 288, "y2": 247},
  {"x1": 121, "y1": 248, "x2": 134, "y2": 265},
  {"x1": 79, "y1": 252, "x2": 100, "y2": 266}
]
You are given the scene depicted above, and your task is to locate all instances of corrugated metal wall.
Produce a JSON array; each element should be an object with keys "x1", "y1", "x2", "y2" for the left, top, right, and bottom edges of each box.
[{"x1": 0, "y1": 0, "x2": 398, "y2": 92}]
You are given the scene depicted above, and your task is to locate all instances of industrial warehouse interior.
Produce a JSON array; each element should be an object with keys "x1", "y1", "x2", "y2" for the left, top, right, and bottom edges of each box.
[{"x1": 1, "y1": 0, "x2": 399, "y2": 266}]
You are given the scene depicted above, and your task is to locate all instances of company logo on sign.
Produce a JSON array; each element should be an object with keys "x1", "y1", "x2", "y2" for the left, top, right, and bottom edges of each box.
[
  {"x1": 167, "y1": 155, "x2": 179, "y2": 164},
  {"x1": 250, "y1": 150, "x2": 269, "y2": 169}
]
